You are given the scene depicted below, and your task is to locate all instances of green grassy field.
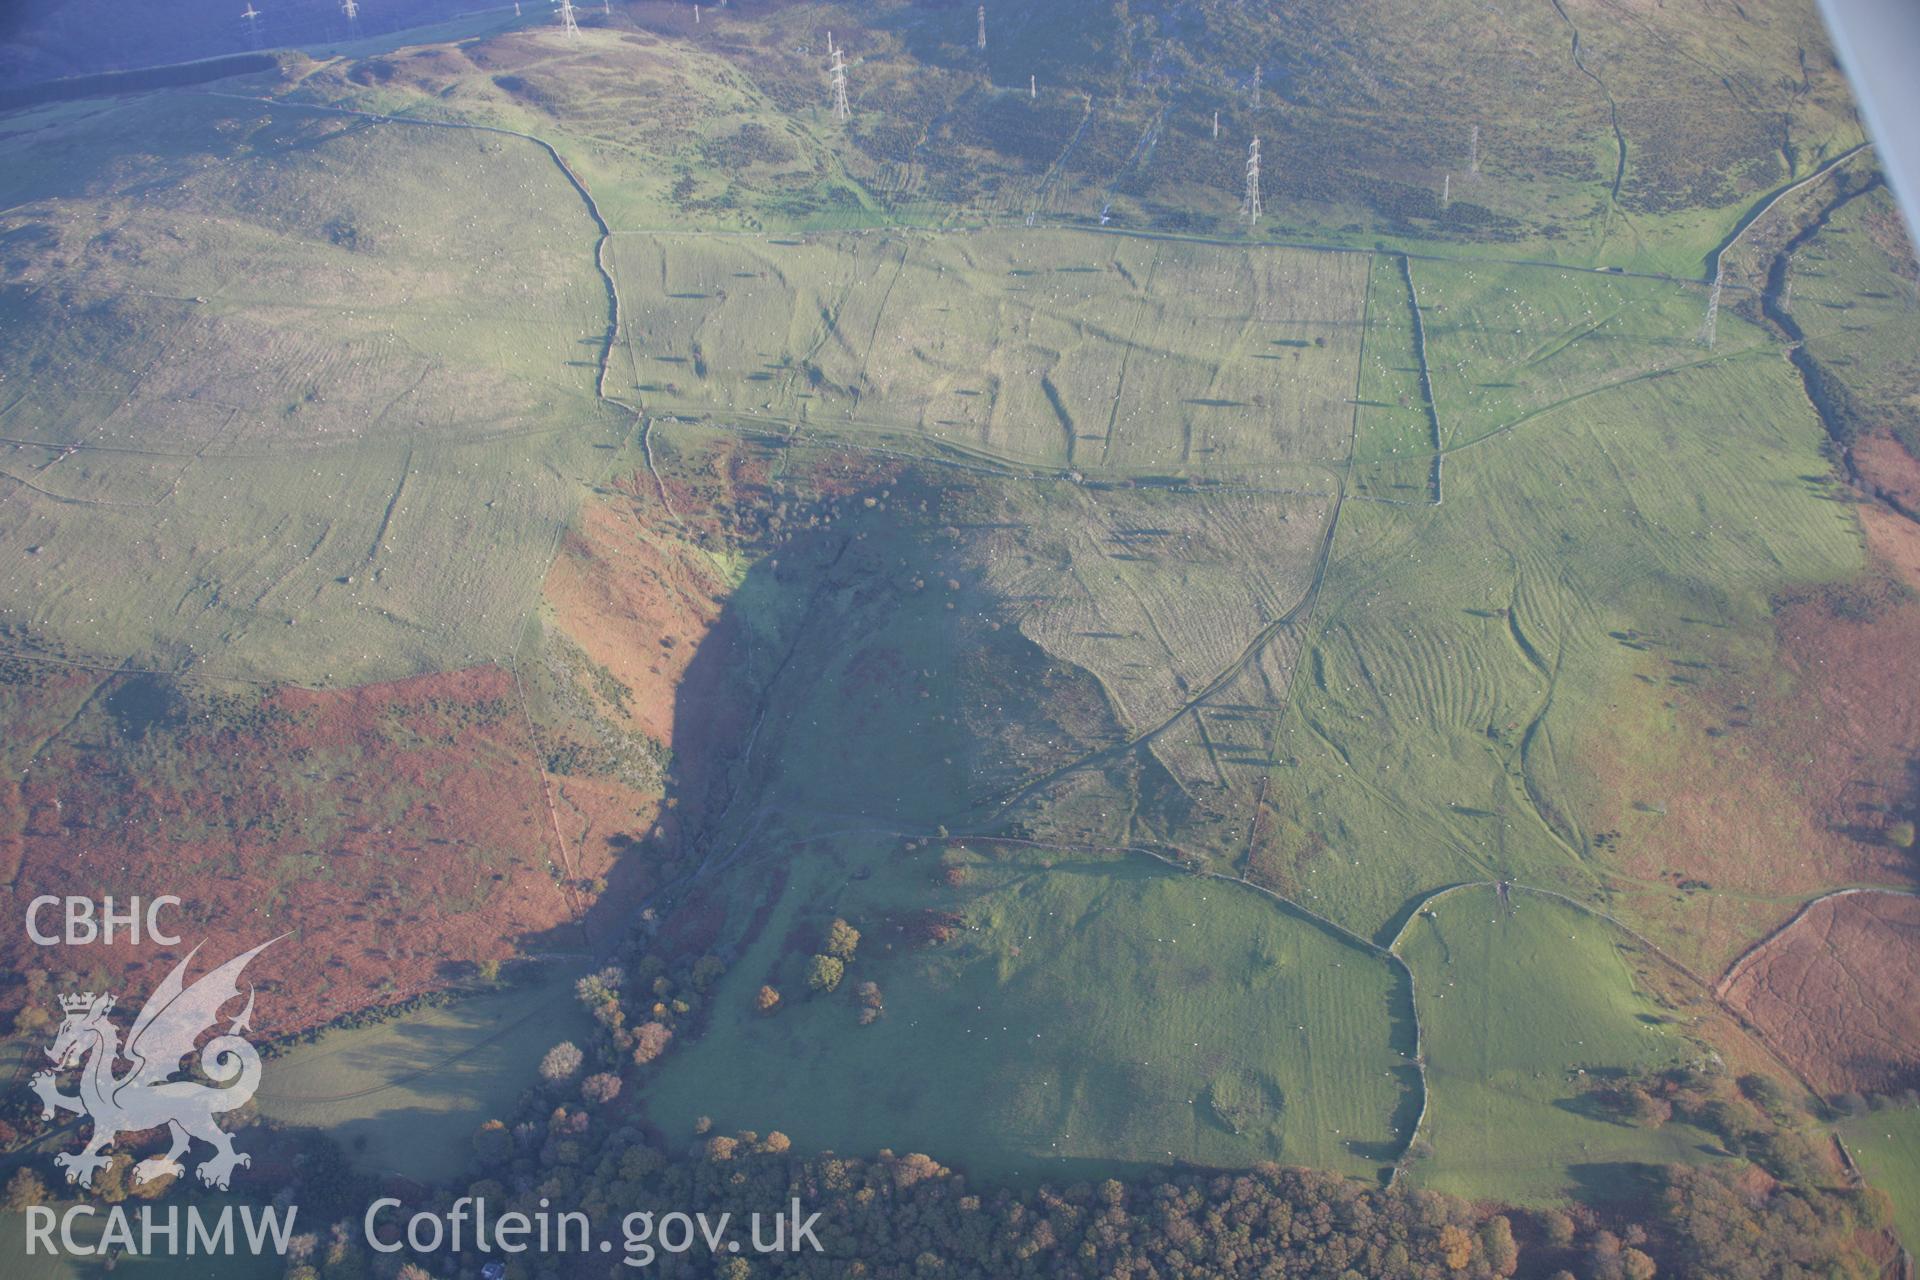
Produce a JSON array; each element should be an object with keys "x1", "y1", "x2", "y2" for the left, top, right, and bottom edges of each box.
[
  {"x1": 1398, "y1": 887, "x2": 1715, "y2": 1203},
  {"x1": 255, "y1": 967, "x2": 593, "y2": 1183},
  {"x1": 612, "y1": 229, "x2": 1367, "y2": 478},
  {"x1": 1838, "y1": 1108, "x2": 1920, "y2": 1252},
  {"x1": 1351, "y1": 255, "x2": 1434, "y2": 468},
  {"x1": 642, "y1": 836, "x2": 1412, "y2": 1182},
  {"x1": 1412, "y1": 259, "x2": 1751, "y2": 451}
]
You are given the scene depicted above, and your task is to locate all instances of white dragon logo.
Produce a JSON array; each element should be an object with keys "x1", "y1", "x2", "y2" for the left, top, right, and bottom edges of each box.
[{"x1": 30, "y1": 937, "x2": 280, "y2": 1191}]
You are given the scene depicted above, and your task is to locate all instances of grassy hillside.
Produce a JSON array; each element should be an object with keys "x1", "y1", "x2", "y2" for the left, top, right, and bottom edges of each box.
[
  {"x1": 242, "y1": 0, "x2": 1865, "y2": 270},
  {"x1": 1778, "y1": 180, "x2": 1920, "y2": 449},
  {"x1": 1398, "y1": 887, "x2": 1712, "y2": 1204},
  {"x1": 275, "y1": 25, "x2": 875, "y2": 233},
  {"x1": 0, "y1": 0, "x2": 1912, "y2": 1231},
  {"x1": 1838, "y1": 1107, "x2": 1920, "y2": 1252},
  {"x1": 1262, "y1": 338, "x2": 1862, "y2": 953},
  {"x1": 642, "y1": 836, "x2": 1413, "y2": 1182},
  {"x1": 611, "y1": 229, "x2": 1367, "y2": 478},
  {"x1": 1412, "y1": 260, "x2": 1748, "y2": 451},
  {"x1": 0, "y1": 92, "x2": 618, "y2": 683}
]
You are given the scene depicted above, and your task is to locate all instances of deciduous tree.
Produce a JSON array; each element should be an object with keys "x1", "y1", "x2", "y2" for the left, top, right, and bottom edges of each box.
[{"x1": 806, "y1": 954, "x2": 845, "y2": 993}]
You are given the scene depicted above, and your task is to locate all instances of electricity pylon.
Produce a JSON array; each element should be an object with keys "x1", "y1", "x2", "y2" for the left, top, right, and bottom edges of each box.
[
  {"x1": 1697, "y1": 267, "x2": 1722, "y2": 347},
  {"x1": 1243, "y1": 137, "x2": 1262, "y2": 225}
]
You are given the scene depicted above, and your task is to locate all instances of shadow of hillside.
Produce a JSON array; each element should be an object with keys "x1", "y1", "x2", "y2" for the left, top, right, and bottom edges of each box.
[{"x1": 524, "y1": 440, "x2": 1428, "y2": 1186}]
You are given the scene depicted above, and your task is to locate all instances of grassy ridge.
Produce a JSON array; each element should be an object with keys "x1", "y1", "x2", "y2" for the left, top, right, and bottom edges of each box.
[
  {"x1": 281, "y1": 27, "x2": 871, "y2": 233},
  {"x1": 0, "y1": 93, "x2": 621, "y2": 683},
  {"x1": 253, "y1": 0, "x2": 1865, "y2": 271}
]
